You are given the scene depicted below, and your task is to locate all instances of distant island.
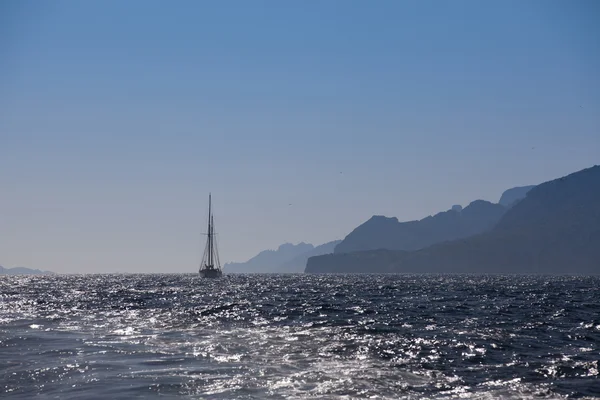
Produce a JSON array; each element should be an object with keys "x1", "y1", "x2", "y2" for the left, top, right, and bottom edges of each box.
[
  {"x1": 306, "y1": 165, "x2": 600, "y2": 274},
  {"x1": 0, "y1": 265, "x2": 55, "y2": 275},
  {"x1": 224, "y1": 240, "x2": 341, "y2": 273}
]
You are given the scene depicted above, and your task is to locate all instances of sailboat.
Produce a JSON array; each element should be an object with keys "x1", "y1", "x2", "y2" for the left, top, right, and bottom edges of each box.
[{"x1": 199, "y1": 193, "x2": 223, "y2": 278}]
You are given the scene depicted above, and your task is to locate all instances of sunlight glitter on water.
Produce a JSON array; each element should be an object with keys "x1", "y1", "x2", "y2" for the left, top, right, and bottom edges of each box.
[{"x1": 1, "y1": 274, "x2": 599, "y2": 399}]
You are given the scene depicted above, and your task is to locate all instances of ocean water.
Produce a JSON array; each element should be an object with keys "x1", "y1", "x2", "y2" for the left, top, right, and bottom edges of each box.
[{"x1": 1, "y1": 274, "x2": 599, "y2": 399}]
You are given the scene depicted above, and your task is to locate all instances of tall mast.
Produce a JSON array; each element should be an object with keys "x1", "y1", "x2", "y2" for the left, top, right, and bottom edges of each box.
[
  {"x1": 211, "y1": 215, "x2": 215, "y2": 265},
  {"x1": 208, "y1": 193, "x2": 212, "y2": 267}
]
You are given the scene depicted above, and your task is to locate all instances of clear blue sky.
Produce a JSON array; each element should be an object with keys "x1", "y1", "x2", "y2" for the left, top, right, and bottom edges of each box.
[{"x1": 1, "y1": 0, "x2": 598, "y2": 273}]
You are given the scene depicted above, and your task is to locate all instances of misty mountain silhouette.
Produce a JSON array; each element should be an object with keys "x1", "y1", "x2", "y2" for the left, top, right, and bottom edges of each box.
[
  {"x1": 278, "y1": 241, "x2": 342, "y2": 272},
  {"x1": 498, "y1": 185, "x2": 536, "y2": 207},
  {"x1": 334, "y1": 200, "x2": 506, "y2": 254},
  {"x1": 0, "y1": 265, "x2": 54, "y2": 275},
  {"x1": 225, "y1": 241, "x2": 341, "y2": 273},
  {"x1": 334, "y1": 184, "x2": 536, "y2": 256},
  {"x1": 306, "y1": 165, "x2": 600, "y2": 274}
]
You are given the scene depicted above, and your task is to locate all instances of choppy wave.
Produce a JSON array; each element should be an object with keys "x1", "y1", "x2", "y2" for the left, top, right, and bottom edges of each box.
[{"x1": 1, "y1": 274, "x2": 599, "y2": 399}]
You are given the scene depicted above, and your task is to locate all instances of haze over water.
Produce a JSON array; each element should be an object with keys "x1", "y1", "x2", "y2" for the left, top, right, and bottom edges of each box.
[
  {"x1": 2, "y1": 1, "x2": 599, "y2": 274},
  {"x1": 2, "y1": 274, "x2": 599, "y2": 399},
  {"x1": 2, "y1": 2, "x2": 600, "y2": 398}
]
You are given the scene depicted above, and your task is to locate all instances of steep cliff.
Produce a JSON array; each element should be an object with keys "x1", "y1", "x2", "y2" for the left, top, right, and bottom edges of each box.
[
  {"x1": 334, "y1": 200, "x2": 506, "y2": 254},
  {"x1": 307, "y1": 166, "x2": 600, "y2": 274},
  {"x1": 225, "y1": 241, "x2": 340, "y2": 273}
]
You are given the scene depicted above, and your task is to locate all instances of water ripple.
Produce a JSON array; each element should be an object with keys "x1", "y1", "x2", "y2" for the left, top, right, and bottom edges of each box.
[{"x1": 1, "y1": 274, "x2": 599, "y2": 399}]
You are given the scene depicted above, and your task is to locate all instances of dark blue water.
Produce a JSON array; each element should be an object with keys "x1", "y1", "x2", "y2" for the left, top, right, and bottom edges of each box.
[{"x1": 1, "y1": 274, "x2": 599, "y2": 399}]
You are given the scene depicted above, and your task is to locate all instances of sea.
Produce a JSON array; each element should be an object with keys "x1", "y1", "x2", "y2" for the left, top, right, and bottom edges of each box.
[{"x1": 1, "y1": 274, "x2": 599, "y2": 399}]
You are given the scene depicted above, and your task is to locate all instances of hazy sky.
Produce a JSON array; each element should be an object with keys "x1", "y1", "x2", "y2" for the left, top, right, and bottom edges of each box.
[{"x1": 1, "y1": 0, "x2": 599, "y2": 274}]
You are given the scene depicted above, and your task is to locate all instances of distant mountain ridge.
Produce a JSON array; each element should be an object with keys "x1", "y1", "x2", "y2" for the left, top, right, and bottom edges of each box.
[
  {"x1": 498, "y1": 185, "x2": 536, "y2": 207},
  {"x1": 225, "y1": 240, "x2": 341, "y2": 273},
  {"x1": 334, "y1": 200, "x2": 507, "y2": 254},
  {"x1": 333, "y1": 183, "x2": 537, "y2": 256},
  {"x1": 0, "y1": 265, "x2": 55, "y2": 275},
  {"x1": 306, "y1": 165, "x2": 600, "y2": 274},
  {"x1": 279, "y1": 241, "x2": 342, "y2": 271}
]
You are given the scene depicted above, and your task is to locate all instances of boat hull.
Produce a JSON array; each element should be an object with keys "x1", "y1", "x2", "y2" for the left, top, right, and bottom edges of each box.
[{"x1": 200, "y1": 268, "x2": 223, "y2": 278}]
